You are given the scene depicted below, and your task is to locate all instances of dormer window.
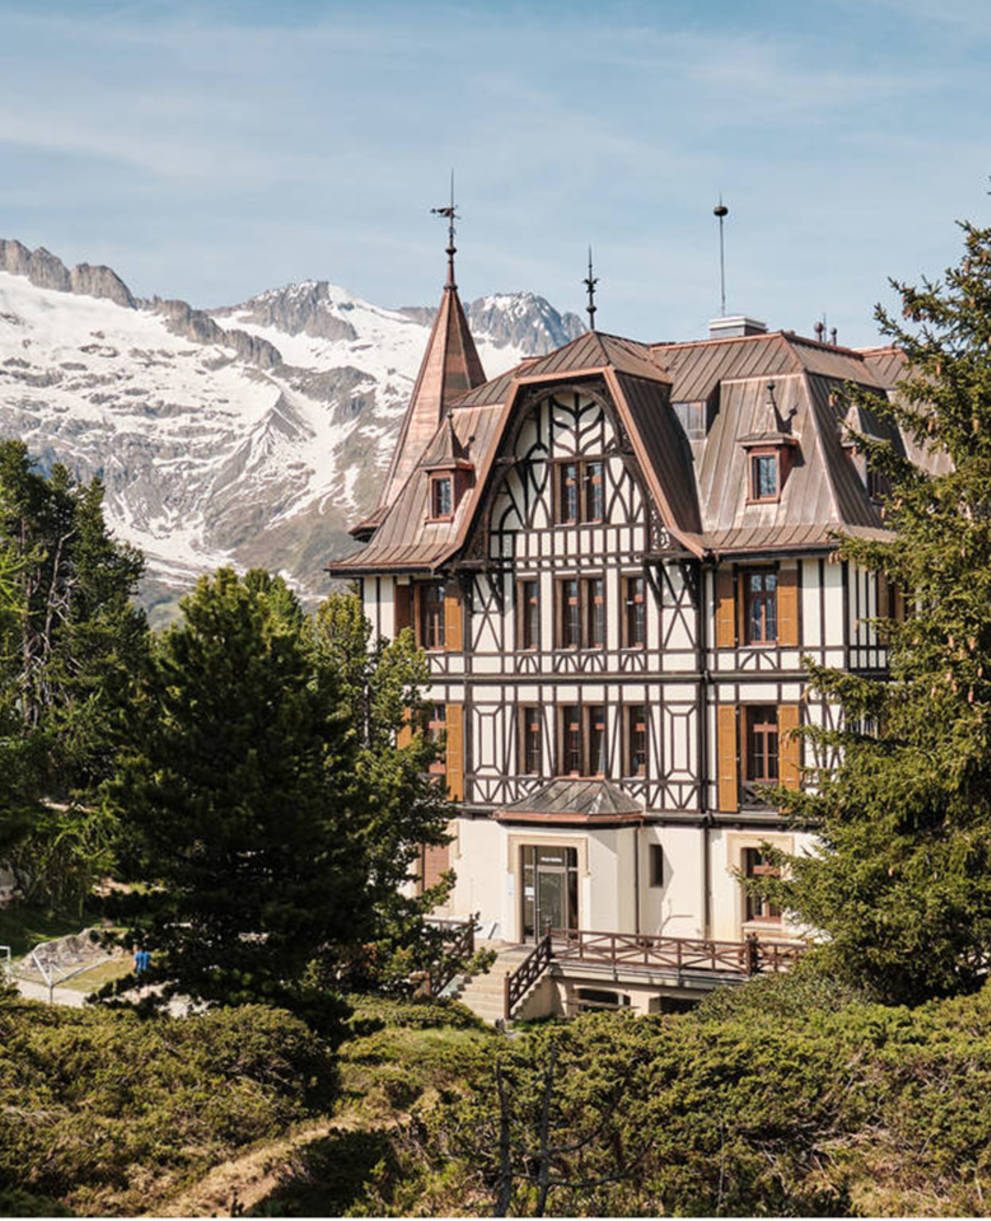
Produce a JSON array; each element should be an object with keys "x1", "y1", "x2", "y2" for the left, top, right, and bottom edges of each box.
[
  {"x1": 430, "y1": 474, "x2": 453, "y2": 520},
  {"x1": 740, "y1": 380, "x2": 798, "y2": 505},
  {"x1": 750, "y1": 451, "x2": 779, "y2": 502},
  {"x1": 422, "y1": 412, "x2": 473, "y2": 522}
]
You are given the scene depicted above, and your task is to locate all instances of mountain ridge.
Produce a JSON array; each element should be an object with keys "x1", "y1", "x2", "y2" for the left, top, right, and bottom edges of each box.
[{"x1": 0, "y1": 238, "x2": 584, "y2": 623}]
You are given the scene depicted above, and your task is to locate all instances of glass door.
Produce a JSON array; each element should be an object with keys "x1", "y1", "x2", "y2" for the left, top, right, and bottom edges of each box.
[{"x1": 522, "y1": 846, "x2": 579, "y2": 940}]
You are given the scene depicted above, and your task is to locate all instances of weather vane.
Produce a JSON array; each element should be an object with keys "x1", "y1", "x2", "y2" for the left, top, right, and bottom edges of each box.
[
  {"x1": 714, "y1": 195, "x2": 729, "y2": 317},
  {"x1": 584, "y1": 246, "x2": 598, "y2": 332},
  {"x1": 431, "y1": 170, "x2": 458, "y2": 288}
]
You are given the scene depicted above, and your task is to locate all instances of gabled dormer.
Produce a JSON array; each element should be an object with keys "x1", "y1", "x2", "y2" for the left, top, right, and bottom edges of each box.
[
  {"x1": 739, "y1": 380, "x2": 799, "y2": 504},
  {"x1": 422, "y1": 411, "x2": 474, "y2": 522}
]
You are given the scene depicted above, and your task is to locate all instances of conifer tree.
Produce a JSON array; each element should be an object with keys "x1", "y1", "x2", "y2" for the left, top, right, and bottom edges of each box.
[
  {"x1": 109, "y1": 569, "x2": 367, "y2": 1027},
  {"x1": 312, "y1": 592, "x2": 454, "y2": 990},
  {"x1": 0, "y1": 441, "x2": 147, "y2": 908},
  {"x1": 764, "y1": 221, "x2": 991, "y2": 1003}
]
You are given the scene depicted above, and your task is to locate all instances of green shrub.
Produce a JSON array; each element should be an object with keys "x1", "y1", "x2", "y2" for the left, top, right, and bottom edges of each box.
[{"x1": 0, "y1": 997, "x2": 336, "y2": 1215}]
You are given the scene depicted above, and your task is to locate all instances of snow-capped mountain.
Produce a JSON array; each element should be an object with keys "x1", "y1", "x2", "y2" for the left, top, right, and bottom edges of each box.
[{"x1": 0, "y1": 240, "x2": 583, "y2": 622}]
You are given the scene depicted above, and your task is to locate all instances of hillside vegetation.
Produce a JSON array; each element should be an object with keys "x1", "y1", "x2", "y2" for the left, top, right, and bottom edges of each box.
[{"x1": 5, "y1": 978, "x2": 991, "y2": 1217}]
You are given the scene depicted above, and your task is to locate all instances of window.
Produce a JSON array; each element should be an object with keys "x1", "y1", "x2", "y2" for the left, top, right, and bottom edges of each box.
[
  {"x1": 625, "y1": 704, "x2": 647, "y2": 777},
  {"x1": 649, "y1": 844, "x2": 664, "y2": 887},
  {"x1": 750, "y1": 452, "x2": 779, "y2": 501},
  {"x1": 554, "y1": 458, "x2": 606, "y2": 524},
  {"x1": 743, "y1": 848, "x2": 781, "y2": 923},
  {"x1": 556, "y1": 577, "x2": 606, "y2": 649},
  {"x1": 623, "y1": 575, "x2": 646, "y2": 647},
  {"x1": 575, "y1": 987, "x2": 631, "y2": 1013},
  {"x1": 560, "y1": 579, "x2": 581, "y2": 648},
  {"x1": 588, "y1": 705, "x2": 606, "y2": 775},
  {"x1": 427, "y1": 704, "x2": 446, "y2": 776},
  {"x1": 867, "y1": 463, "x2": 890, "y2": 503},
  {"x1": 586, "y1": 578, "x2": 605, "y2": 648},
  {"x1": 560, "y1": 705, "x2": 583, "y2": 775},
  {"x1": 519, "y1": 706, "x2": 542, "y2": 775},
  {"x1": 418, "y1": 582, "x2": 445, "y2": 650},
  {"x1": 672, "y1": 401, "x2": 708, "y2": 440},
  {"x1": 429, "y1": 475, "x2": 453, "y2": 519},
  {"x1": 558, "y1": 461, "x2": 579, "y2": 523},
  {"x1": 583, "y1": 461, "x2": 604, "y2": 521},
  {"x1": 744, "y1": 569, "x2": 777, "y2": 643},
  {"x1": 745, "y1": 707, "x2": 779, "y2": 784},
  {"x1": 558, "y1": 706, "x2": 609, "y2": 776},
  {"x1": 517, "y1": 579, "x2": 540, "y2": 650}
]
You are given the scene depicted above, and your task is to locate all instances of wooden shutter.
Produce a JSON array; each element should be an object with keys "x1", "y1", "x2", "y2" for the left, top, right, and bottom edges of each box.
[
  {"x1": 716, "y1": 705, "x2": 739, "y2": 812},
  {"x1": 444, "y1": 581, "x2": 463, "y2": 652},
  {"x1": 777, "y1": 564, "x2": 799, "y2": 646},
  {"x1": 394, "y1": 583, "x2": 412, "y2": 633},
  {"x1": 397, "y1": 710, "x2": 413, "y2": 751},
  {"x1": 778, "y1": 704, "x2": 801, "y2": 790},
  {"x1": 445, "y1": 703, "x2": 464, "y2": 800},
  {"x1": 715, "y1": 568, "x2": 736, "y2": 648}
]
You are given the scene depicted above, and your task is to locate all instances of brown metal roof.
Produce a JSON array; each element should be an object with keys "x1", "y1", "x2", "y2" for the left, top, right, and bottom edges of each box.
[
  {"x1": 611, "y1": 371, "x2": 701, "y2": 534},
  {"x1": 330, "y1": 323, "x2": 926, "y2": 577},
  {"x1": 380, "y1": 280, "x2": 486, "y2": 506},
  {"x1": 328, "y1": 403, "x2": 504, "y2": 574}
]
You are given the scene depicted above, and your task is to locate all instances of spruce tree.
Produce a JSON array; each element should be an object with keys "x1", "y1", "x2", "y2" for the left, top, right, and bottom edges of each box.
[{"x1": 764, "y1": 221, "x2": 991, "y2": 1003}]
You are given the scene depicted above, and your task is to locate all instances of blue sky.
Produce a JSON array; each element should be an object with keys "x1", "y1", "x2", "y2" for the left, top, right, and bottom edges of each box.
[{"x1": 0, "y1": 0, "x2": 988, "y2": 345}]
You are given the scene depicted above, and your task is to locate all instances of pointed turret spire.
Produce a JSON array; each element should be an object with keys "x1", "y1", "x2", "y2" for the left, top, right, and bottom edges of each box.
[{"x1": 377, "y1": 182, "x2": 486, "y2": 509}]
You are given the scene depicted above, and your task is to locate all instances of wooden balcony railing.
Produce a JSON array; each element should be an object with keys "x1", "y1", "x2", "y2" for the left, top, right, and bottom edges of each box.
[
  {"x1": 503, "y1": 928, "x2": 806, "y2": 1020},
  {"x1": 548, "y1": 928, "x2": 805, "y2": 976}
]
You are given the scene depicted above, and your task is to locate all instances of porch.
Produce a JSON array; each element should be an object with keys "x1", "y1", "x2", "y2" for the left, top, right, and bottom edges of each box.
[{"x1": 440, "y1": 923, "x2": 806, "y2": 1024}]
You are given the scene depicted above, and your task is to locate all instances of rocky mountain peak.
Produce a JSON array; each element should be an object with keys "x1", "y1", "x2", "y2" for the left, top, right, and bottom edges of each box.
[
  {"x1": 0, "y1": 238, "x2": 135, "y2": 308},
  {"x1": 212, "y1": 280, "x2": 359, "y2": 343}
]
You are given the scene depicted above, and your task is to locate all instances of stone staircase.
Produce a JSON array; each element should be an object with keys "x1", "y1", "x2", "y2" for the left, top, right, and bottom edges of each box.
[{"x1": 453, "y1": 941, "x2": 533, "y2": 1025}]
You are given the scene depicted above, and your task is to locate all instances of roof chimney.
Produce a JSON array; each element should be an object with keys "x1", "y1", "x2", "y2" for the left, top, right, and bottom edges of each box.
[{"x1": 708, "y1": 315, "x2": 767, "y2": 340}]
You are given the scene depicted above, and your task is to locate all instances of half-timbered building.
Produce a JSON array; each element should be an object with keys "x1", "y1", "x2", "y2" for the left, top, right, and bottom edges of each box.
[{"x1": 330, "y1": 248, "x2": 912, "y2": 1018}]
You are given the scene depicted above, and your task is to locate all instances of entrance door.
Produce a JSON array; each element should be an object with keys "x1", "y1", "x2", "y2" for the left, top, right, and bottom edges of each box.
[{"x1": 522, "y1": 845, "x2": 579, "y2": 940}]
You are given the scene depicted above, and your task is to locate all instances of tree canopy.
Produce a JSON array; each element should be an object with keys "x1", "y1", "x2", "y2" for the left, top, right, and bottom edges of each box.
[
  {"x1": 0, "y1": 440, "x2": 147, "y2": 908},
  {"x1": 107, "y1": 575, "x2": 454, "y2": 1025},
  {"x1": 763, "y1": 221, "x2": 991, "y2": 1004}
]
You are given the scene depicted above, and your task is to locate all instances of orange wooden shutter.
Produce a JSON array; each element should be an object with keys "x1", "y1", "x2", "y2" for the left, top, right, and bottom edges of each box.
[
  {"x1": 778, "y1": 704, "x2": 801, "y2": 790},
  {"x1": 444, "y1": 581, "x2": 463, "y2": 652},
  {"x1": 445, "y1": 703, "x2": 464, "y2": 800},
  {"x1": 716, "y1": 705, "x2": 739, "y2": 812},
  {"x1": 777, "y1": 564, "x2": 799, "y2": 646},
  {"x1": 715, "y1": 569, "x2": 736, "y2": 648},
  {"x1": 394, "y1": 584, "x2": 412, "y2": 633},
  {"x1": 397, "y1": 714, "x2": 413, "y2": 750}
]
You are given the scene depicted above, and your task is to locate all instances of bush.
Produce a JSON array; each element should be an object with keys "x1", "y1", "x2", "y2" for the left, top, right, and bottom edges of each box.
[
  {"x1": 360, "y1": 975, "x2": 991, "y2": 1217},
  {"x1": 0, "y1": 996, "x2": 336, "y2": 1215}
]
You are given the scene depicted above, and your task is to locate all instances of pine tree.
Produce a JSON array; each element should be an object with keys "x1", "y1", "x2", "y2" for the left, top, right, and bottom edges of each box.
[
  {"x1": 109, "y1": 570, "x2": 367, "y2": 1027},
  {"x1": 312, "y1": 592, "x2": 454, "y2": 990},
  {"x1": 763, "y1": 221, "x2": 991, "y2": 1003}
]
